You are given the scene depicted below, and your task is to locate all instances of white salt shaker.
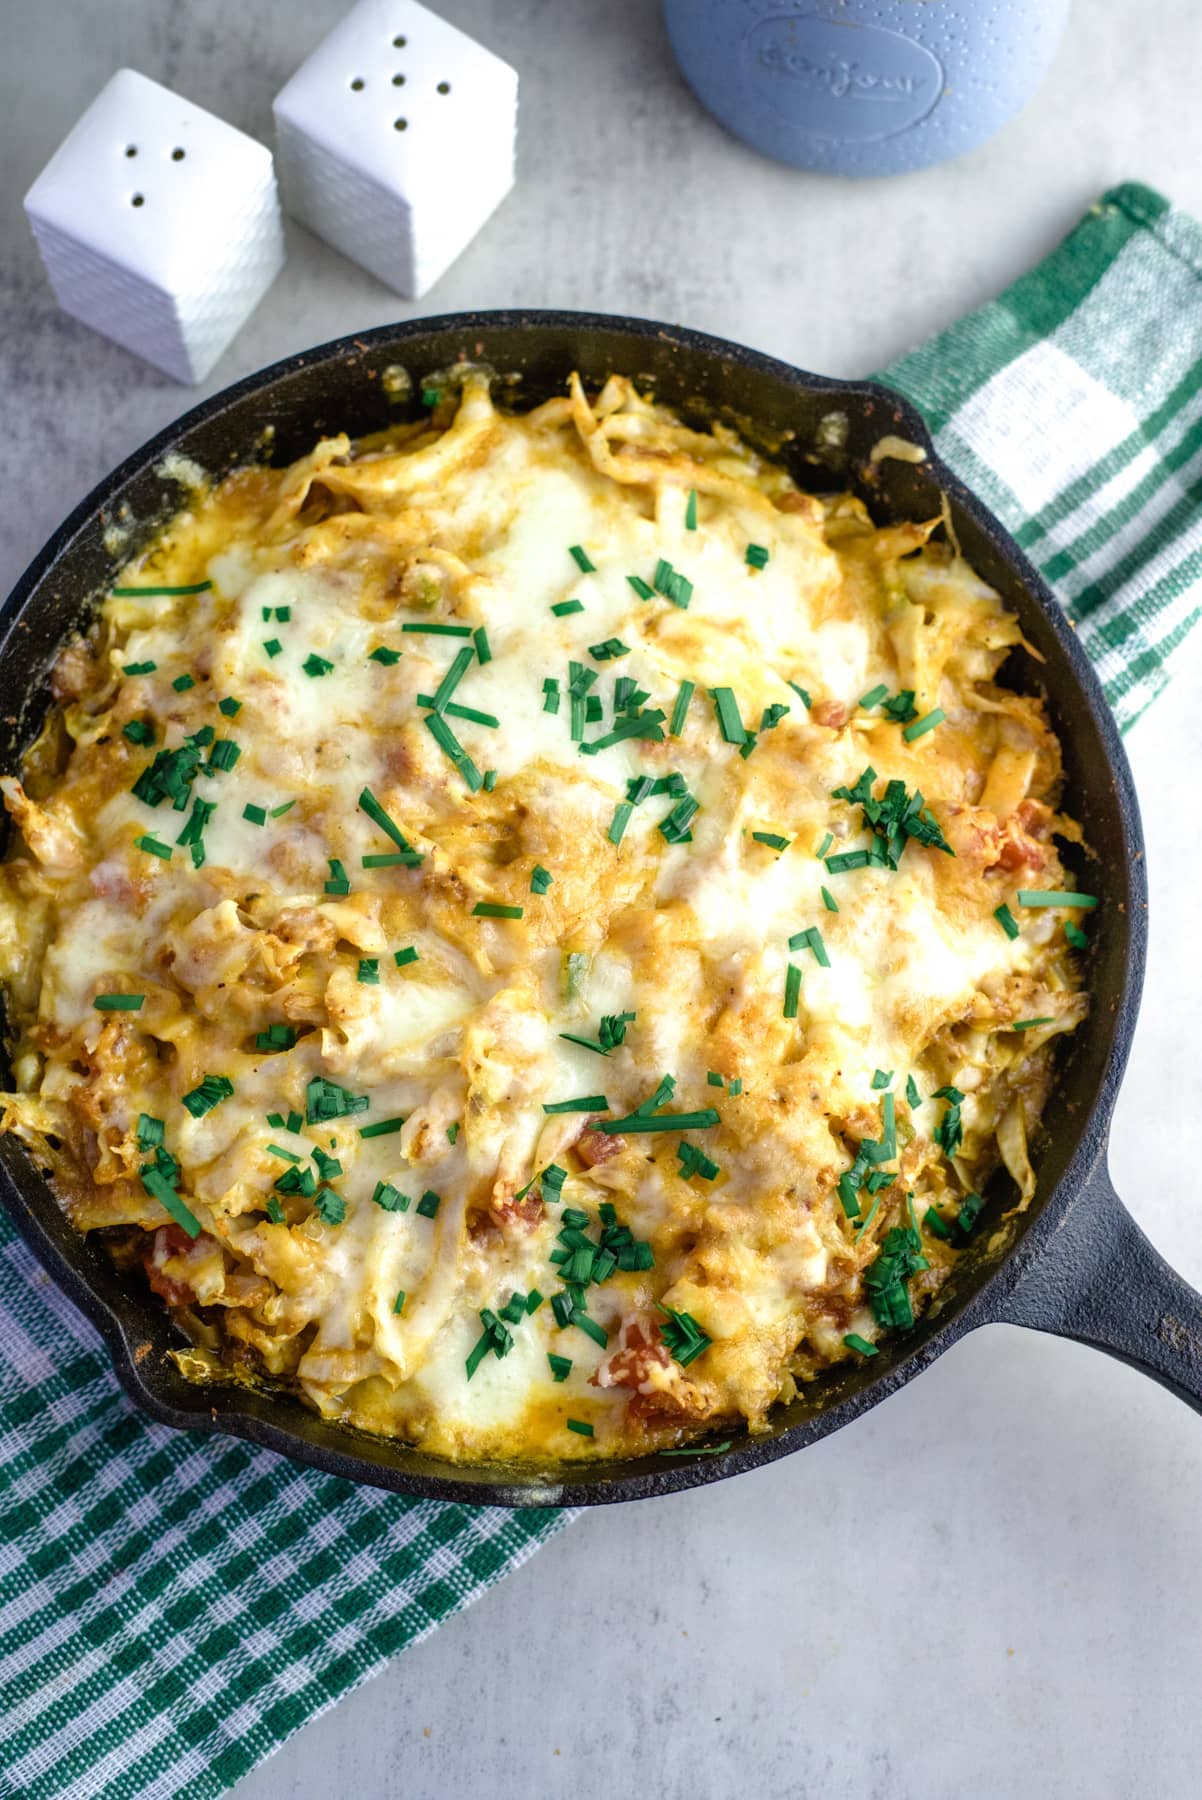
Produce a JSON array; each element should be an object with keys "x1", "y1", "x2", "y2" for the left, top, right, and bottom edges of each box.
[
  {"x1": 24, "y1": 68, "x2": 286, "y2": 386},
  {"x1": 273, "y1": 0, "x2": 518, "y2": 299}
]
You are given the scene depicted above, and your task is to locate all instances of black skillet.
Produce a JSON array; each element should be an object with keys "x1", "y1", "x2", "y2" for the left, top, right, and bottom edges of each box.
[{"x1": 1, "y1": 311, "x2": 1199, "y2": 1511}]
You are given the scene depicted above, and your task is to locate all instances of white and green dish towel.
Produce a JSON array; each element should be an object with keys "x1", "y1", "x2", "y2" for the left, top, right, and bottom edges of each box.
[{"x1": 2, "y1": 182, "x2": 1200, "y2": 1799}]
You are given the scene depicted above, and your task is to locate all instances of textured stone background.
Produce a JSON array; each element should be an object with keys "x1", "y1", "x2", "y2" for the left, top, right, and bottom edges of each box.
[{"x1": 4, "y1": 4, "x2": 1202, "y2": 1796}]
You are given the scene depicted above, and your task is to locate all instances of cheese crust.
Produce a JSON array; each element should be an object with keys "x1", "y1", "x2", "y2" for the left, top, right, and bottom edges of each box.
[{"x1": 0, "y1": 373, "x2": 1091, "y2": 1462}]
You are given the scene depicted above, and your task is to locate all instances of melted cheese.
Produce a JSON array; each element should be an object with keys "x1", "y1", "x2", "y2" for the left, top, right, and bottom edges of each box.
[{"x1": 0, "y1": 374, "x2": 1090, "y2": 1463}]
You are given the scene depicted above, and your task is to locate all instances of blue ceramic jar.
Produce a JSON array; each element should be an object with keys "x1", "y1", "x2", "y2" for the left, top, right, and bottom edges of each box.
[{"x1": 662, "y1": 0, "x2": 1072, "y2": 176}]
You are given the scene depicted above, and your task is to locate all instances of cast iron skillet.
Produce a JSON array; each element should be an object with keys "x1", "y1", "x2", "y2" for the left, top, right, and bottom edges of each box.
[{"x1": 2, "y1": 311, "x2": 1201, "y2": 1511}]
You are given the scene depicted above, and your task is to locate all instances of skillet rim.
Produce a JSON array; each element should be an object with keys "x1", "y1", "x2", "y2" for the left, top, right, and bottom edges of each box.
[{"x1": 0, "y1": 309, "x2": 1147, "y2": 1508}]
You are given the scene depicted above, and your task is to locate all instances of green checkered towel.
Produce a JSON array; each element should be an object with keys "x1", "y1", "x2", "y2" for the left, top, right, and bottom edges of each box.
[{"x1": 1, "y1": 181, "x2": 1198, "y2": 1800}]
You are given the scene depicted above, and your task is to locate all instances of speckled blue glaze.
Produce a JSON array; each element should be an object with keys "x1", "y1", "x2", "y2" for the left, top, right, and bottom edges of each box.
[{"x1": 662, "y1": 0, "x2": 1072, "y2": 176}]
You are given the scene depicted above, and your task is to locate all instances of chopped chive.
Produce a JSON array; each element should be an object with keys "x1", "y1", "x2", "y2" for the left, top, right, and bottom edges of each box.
[
  {"x1": 373, "y1": 1182, "x2": 410, "y2": 1212},
  {"x1": 707, "y1": 1071, "x2": 724, "y2": 1089},
  {"x1": 596, "y1": 1108, "x2": 719, "y2": 1135},
  {"x1": 416, "y1": 1190, "x2": 441, "y2": 1219},
  {"x1": 357, "y1": 958, "x2": 380, "y2": 984},
  {"x1": 658, "y1": 1304, "x2": 711, "y2": 1367},
  {"x1": 393, "y1": 1290, "x2": 406, "y2": 1314},
  {"x1": 608, "y1": 801, "x2": 633, "y2": 846},
  {"x1": 94, "y1": 993, "x2": 144, "y2": 1012},
  {"x1": 427, "y1": 645, "x2": 475, "y2": 715},
  {"x1": 324, "y1": 858, "x2": 350, "y2": 895},
  {"x1": 843, "y1": 1333, "x2": 878, "y2": 1357},
  {"x1": 825, "y1": 850, "x2": 870, "y2": 874},
  {"x1": 905, "y1": 1074, "x2": 921, "y2": 1108},
  {"x1": 729, "y1": 1077, "x2": 743, "y2": 1097},
  {"x1": 710, "y1": 686, "x2": 746, "y2": 745},
  {"x1": 181, "y1": 1074, "x2": 234, "y2": 1118},
  {"x1": 1013, "y1": 1017, "x2": 1055, "y2": 1030},
  {"x1": 902, "y1": 707, "x2": 946, "y2": 742},
  {"x1": 543, "y1": 1095, "x2": 609, "y2": 1115},
  {"x1": 1066, "y1": 922, "x2": 1090, "y2": 949},
  {"x1": 135, "y1": 835, "x2": 172, "y2": 860},
  {"x1": 858, "y1": 683, "x2": 888, "y2": 709},
  {"x1": 820, "y1": 886, "x2": 838, "y2": 914},
  {"x1": 745, "y1": 543, "x2": 769, "y2": 569},
  {"x1": 958, "y1": 1192, "x2": 985, "y2": 1236},
  {"x1": 369, "y1": 645, "x2": 402, "y2": 665},
  {"x1": 122, "y1": 719, "x2": 155, "y2": 746},
  {"x1": 789, "y1": 682, "x2": 812, "y2": 710},
  {"x1": 652, "y1": 559, "x2": 693, "y2": 608},
  {"x1": 783, "y1": 963, "x2": 802, "y2": 1019},
  {"x1": 627, "y1": 574, "x2": 654, "y2": 600},
  {"x1": 313, "y1": 1188, "x2": 345, "y2": 1226},
  {"x1": 923, "y1": 1207, "x2": 951, "y2": 1240},
  {"x1": 270, "y1": 799, "x2": 295, "y2": 818},
  {"x1": 122, "y1": 661, "x2": 157, "y2": 676},
  {"x1": 752, "y1": 831, "x2": 789, "y2": 852},
  {"x1": 172, "y1": 673, "x2": 195, "y2": 692},
  {"x1": 552, "y1": 599, "x2": 584, "y2": 617},
  {"x1": 359, "y1": 786, "x2": 415, "y2": 854},
  {"x1": 994, "y1": 903, "x2": 1020, "y2": 939},
  {"x1": 472, "y1": 901, "x2": 523, "y2": 920},
  {"x1": 482, "y1": 769, "x2": 497, "y2": 791},
  {"x1": 580, "y1": 710, "x2": 667, "y2": 754},
  {"x1": 568, "y1": 1309, "x2": 608, "y2": 1348},
  {"x1": 142, "y1": 1168, "x2": 202, "y2": 1236},
  {"x1": 394, "y1": 946, "x2": 419, "y2": 967},
  {"x1": 136, "y1": 1114, "x2": 164, "y2": 1150},
  {"x1": 218, "y1": 696, "x2": 242, "y2": 718},
  {"x1": 358, "y1": 1116, "x2": 405, "y2": 1139},
  {"x1": 543, "y1": 677, "x2": 560, "y2": 715},
  {"x1": 264, "y1": 1196, "x2": 285, "y2": 1224},
  {"x1": 266, "y1": 1144, "x2": 301, "y2": 1163},
  {"x1": 788, "y1": 925, "x2": 829, "y2": 967},
  {"x1": 473, "y1": 626, "x2": 492, "y2": 664},
  {"x1": 263, "y1": 638, "x2": 282, "y2": 657},
  {"x1": 207, "y1": 739, "x2": 240, "y2": 772},
  {"x1": 424, "y1": 712, "x2": 482, "y2": 791},
  {"x1": 569, "y1": 545, "x2": 596, "y2": 573},
  {"x1": 588, "y1": 638, "x2": 631, "y2": 662},
  {"x1": 362, "y1": 852, "x2": 423, "y2": 869},
  {"x1": 1017, "y1": 889, "x2": 1098, "y2": 909},
  {"x1": 871, "y1": 1069, "x2": 892, "y2": 1090},
  {"x1": 302, "y1": 653, "x2": 334, "y2": 678},
  {"x1": 815, "y1": 831, "x2": 833, "y2": 859},
  {"x1": 112, "y1": 580, "x2": 212, "y2": 596},
  {"x1": 685, "y1": 488, "x2": 698, "y2": 530},
  {"x1": 531, "y1": 864, "x2": 554, "y2": 894},
  {"x1": 402, "y1": 622, "x2": 473, "y2": 637},
  {"x1": 255, "y1": 1023, "x2": 297, "y2": 1052},
  {"x1": 242, "y1": 803, "x2": 267, "y2": 826},
  {"x1": 566, "y1": 1418, "x2": 594, "y2": 1437},
  {"x1": 548, "y1": 1352, "x2": 572, "y2": 1382}
]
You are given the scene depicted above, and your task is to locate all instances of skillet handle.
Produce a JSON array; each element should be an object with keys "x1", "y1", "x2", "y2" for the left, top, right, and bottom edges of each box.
[{"x1": 998, "y1": 1161, "x2": 1202, "y2": 1412}]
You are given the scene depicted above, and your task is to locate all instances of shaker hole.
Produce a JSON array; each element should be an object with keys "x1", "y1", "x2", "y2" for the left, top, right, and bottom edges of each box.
[
  {"x1": 392, "y1": 73, "x2": 406, "y2": 86},
  {"x1": 393, "y1": 117, "x2": 408, "y2": 131},
  {"x1": 131, "y1": 193, "x2": 145, "y2": 207},
  {"x1": 125, "y1": 144, "x2": 137, "y2": 157},
  {"x1": 437, "y1": 81, "x2": 450, "y2": 94},
  {"x1": 171, "y1": 147, "x2": 185, "y2": 161},
  {"x1": 350, "y1": 77, "x2": 365, "y2": 91},
  {"x1": 393, "y1": 34, "x2": 407, "y2": 47}
]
